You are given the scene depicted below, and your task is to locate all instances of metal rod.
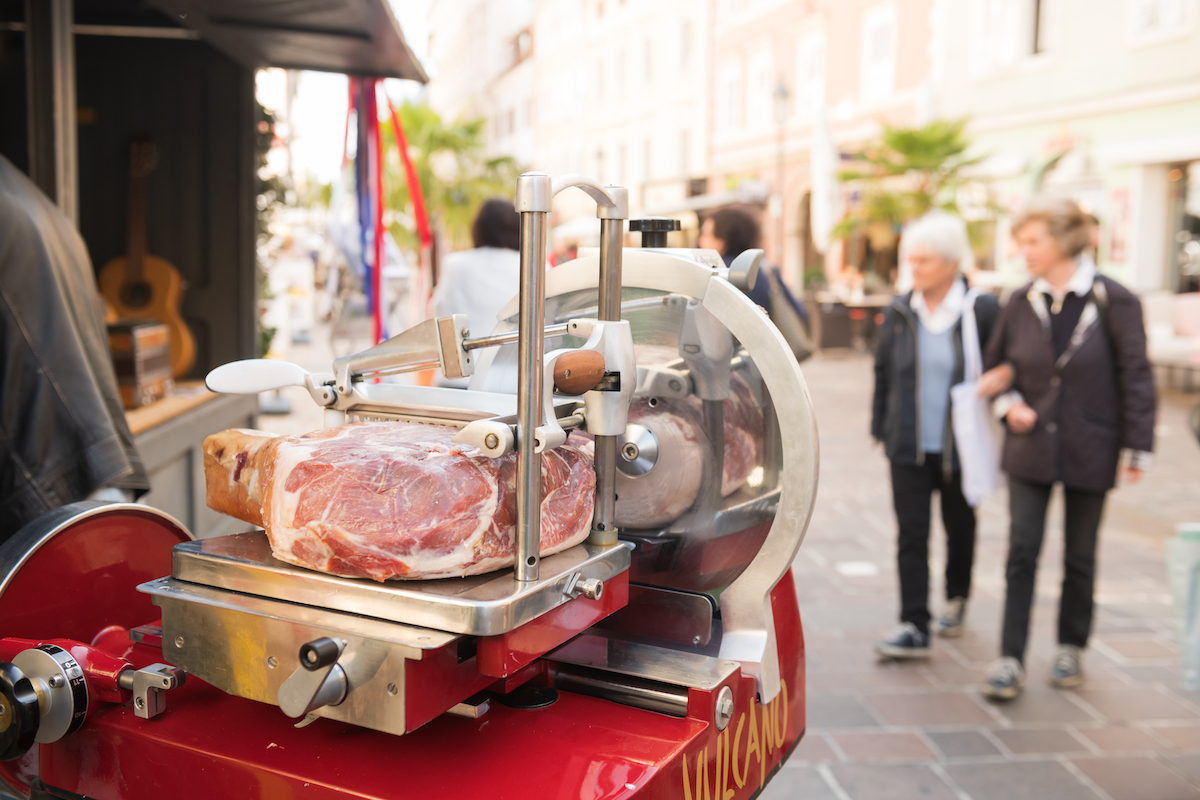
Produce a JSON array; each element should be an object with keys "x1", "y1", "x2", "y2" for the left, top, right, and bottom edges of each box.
[
  {"x1": 1, "y1": 22, "x2": 203, "y2": 39},
  {"x1": 462, "y1": 323, "x2": 570, "y2": 352},
  {"x1": 589, "y1": 216, "x2": 625, "y2": 546},
  {"x1": 515, "y1": 207, "x2": 548, "y2": 582},
  {"x1": 597, "y1": 218, "x2": 624, "y2": 321}
]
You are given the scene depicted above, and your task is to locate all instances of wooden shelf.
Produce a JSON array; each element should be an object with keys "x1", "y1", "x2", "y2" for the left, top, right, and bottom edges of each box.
[{"x1": 125, "y1": 381, "x2": 221, "y2": 436}]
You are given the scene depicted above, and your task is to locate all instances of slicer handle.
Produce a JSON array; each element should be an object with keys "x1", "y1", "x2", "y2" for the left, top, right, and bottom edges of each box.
[
  {"x1": 278, "y1": 638, "x2": 348, "y2": 719},
  {"x1": 206, "y1": 359, "x2": 310, "y2": 394},
  {"x1": 553, "y1": 350, "x2": 606, "y2": 395}
]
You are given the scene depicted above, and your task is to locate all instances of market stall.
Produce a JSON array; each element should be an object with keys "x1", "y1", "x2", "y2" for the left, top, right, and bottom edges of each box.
[{"x1": 0, "y1": 0, "x2": 426, "y2": 538}]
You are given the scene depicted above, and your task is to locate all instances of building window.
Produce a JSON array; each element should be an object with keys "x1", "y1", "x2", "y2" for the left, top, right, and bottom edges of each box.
[
  {"x1": 719, "y1": 64, "x2": 743, "y2": 131},
  {"x1": 747, "y1": 52, "x2": 774, "y2": 130},
  {"x1": 1127, "y1": 0, "x2": 1198, "y2": 43},
  {"x1": 796, "y1": 30, "x2": 825, "y2": 118},
  {"x1": 973, "y1": 0, "x2": 1052, "y2": 74},
  {"x1": 512, "y1": 28, "x2": 533, "y2": 68},
  {"x1": 860, "y1": 4, "x2": 896, "y2": 104}
]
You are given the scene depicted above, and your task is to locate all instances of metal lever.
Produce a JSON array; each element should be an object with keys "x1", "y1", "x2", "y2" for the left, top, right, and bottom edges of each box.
[
  {"x1": 277, "y1": 637, "x2": 348, "y2": 719},
  {"x1": 332, "y1": 315, "x2": 472, "y2": 393},
  {"x1": 117, "y1": 663, "x2": 187, "y2": 720}
]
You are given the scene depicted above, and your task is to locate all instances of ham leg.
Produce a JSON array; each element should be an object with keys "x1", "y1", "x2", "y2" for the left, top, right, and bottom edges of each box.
[{"x1": 203, "y1": 422, "x2": 596, "y2": 581}]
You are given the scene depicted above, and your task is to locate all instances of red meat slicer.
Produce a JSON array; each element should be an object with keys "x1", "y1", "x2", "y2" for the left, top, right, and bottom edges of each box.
[{"x1": 0, "y1": 173, "x2": 818, "y2": 800}]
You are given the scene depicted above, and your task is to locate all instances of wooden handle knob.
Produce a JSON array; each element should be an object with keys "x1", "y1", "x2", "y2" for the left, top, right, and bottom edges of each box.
[{"x1": 553, "y1": 350, "x2": 606, "y2": 395}]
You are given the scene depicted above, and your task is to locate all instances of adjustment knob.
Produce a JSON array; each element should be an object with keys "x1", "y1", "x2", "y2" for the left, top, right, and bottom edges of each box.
[
  {"x1": 629, "y1": 217, "x2": 681, "y2": 248},
  {"x1": 0, "y1": 662, "x2": 40, "y2": 761}
]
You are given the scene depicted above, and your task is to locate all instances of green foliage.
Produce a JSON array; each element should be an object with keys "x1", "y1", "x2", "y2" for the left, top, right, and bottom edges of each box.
[
  {"x1": 254, "y1": 101, "x2": 284, "y2": 357},
  {"x1": 381, "y1": 102, "x2": 521, "y2": 252},
  {"x1": 832, "y1": 118, "x2": 990, "y2": 247}
]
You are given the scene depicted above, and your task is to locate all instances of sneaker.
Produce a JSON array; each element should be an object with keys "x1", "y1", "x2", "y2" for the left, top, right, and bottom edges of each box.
[
  {"x1": 982, "y1": 657, "x2": 1025, "y2": 701},
  {"x1": 1051, "y1": 645, "x2": 1084, "y2": 688},
  {"x1": 935, "y1": 597, "x2": 967, "y2": 638},
  {"x1": 874, "y1": 623, "x2": 931, "y2": 659}
]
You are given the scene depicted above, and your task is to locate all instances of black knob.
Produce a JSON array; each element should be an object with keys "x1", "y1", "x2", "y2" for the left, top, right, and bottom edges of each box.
[
  {"x1": 0, "y1": 662, "x2": 40, "y2": 761},
  {"x1": 630, "y1": 217, "x2": 681, "y2": 248},
  {"x1": 299, "y1": 638, "x2": 341, "y2": 671}
]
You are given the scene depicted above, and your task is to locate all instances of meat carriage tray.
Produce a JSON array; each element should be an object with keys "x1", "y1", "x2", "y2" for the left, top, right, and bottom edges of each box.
[{"x1": 145, "y1": 532, "x2": 632, "y2": 636}]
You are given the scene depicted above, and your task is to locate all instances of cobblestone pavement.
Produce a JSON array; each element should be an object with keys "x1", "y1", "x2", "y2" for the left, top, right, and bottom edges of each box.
[{"x1": 763, "y1": 354, "x2": 1200, "y2": 800}]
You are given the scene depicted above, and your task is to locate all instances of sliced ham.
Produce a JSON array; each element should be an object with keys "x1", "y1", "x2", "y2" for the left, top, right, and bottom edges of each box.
[{"x1": 203, "y1": 422, "x2": 596, "y2": 581}]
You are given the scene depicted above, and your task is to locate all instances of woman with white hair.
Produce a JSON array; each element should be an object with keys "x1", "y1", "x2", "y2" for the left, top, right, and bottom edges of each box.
[{"x1": 872, "y1": 211, "x2": 1000, "y2": 658}]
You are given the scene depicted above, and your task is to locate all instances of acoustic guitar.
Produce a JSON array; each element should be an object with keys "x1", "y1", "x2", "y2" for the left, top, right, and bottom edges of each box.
[{"x1": 98, "y1": 135, "x2": 196, "y2": 378}]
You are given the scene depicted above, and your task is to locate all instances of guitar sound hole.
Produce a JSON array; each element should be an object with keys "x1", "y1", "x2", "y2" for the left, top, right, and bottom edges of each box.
[{"x1": 121, "y1": 281, "x2": 152, "y2": 309}]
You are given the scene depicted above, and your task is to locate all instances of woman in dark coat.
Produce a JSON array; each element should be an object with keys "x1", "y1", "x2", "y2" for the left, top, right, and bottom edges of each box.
[
  {"x1": 978, "y1": 196, "x2": 1156, "y2": 700},
  {"x1": 871, "y1": 212, "x2": 1000, "y2": 658}
]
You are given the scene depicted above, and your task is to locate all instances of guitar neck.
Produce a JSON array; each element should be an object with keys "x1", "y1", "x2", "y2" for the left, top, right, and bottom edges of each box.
[{"x1": 126, "y1": 173, "x2": 147, "y2": 284}]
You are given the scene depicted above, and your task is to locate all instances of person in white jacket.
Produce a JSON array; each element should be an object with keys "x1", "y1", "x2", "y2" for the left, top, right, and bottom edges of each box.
[{"x1": 431, "y1": 199, "x2": 522, "y2": 387}]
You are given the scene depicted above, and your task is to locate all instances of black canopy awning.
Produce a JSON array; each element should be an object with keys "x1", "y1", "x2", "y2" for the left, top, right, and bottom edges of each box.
[{"x1": 145, "y1": 0, "x2": 428, "y2": 81}]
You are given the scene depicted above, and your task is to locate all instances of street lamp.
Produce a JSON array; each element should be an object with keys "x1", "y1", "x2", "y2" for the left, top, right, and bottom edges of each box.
[{"x1": 772, "y1": 80, "x2": 790, "y2": 270}]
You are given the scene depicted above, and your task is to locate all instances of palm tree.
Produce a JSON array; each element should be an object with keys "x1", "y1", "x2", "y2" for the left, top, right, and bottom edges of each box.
[
  {"x1": 833, "y1": 118, "x2": 990, "y2": 255},
  {"x1": 382, "y1": 101, "x2": 521, "y2": 253}
]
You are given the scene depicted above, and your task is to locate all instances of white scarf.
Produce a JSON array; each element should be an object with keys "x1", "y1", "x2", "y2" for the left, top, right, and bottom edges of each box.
[
  {"x1": 1031, "y1": 256, "x2": 1096, "y2": 314},
  {"x1": 911, "y1": 278, "x2": 966, "y2": 335}
]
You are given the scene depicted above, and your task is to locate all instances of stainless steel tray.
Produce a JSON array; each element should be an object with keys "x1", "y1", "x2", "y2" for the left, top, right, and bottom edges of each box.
[{"x1": 164, "y1": 532, "x2": 632, "y2": 637}]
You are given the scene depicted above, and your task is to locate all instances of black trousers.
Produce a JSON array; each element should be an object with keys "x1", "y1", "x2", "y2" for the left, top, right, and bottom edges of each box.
[
  {"x1": 890, "y1": 454, "x2": 977, "y2": 636},
  {"x1": 1001, "y1": 477, "x2": 1108, "y2": 664}
]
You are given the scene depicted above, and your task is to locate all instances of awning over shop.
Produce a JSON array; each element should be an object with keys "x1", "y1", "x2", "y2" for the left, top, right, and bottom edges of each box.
[
  {"x1": 642, "y1": 179, "x2": 770, "y2": 216},
  {"x1": 146, "y1": 0, "x2": 428, "y2": 81}
]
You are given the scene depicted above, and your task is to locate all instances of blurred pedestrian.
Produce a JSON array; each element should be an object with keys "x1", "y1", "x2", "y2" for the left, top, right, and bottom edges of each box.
[
  {"x1": 977, "y1": 196, "x2": 1156, "y2": 700},
  {"x1": 699, "y1": 206, "x2": 808, "y2": 325},
  {"x1": 872, "y1": 212, "x2": 1000, "y2": 658},
  {"x1": 700, "y1": 206, "x2": 812, "y2": 363},
  {"x1": 431, "y1": 198, "x2": 521, "y2": 387}
]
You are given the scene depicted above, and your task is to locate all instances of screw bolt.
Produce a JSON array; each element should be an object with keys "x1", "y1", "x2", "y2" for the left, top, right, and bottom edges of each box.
[
  {"x1": 134, "y1": 696, "x2": 146, "y2": 710},
  {"x1": 622, "y1": 442, "x2": 639, "y2": 461},
  {"x1": 461, "y1": 327, "x2": 470, "y2": 338},
  {"x1": 267, "y1": 656, "x2": 278, "y2": 669},
  {"x1": 174, "y1": 636, "x2": 185, "y2": 649},
  {"x1": 715, "y1": 686, "x2": 735, "y2": 731},
  {"x1": 484, "y1": 433, "x2": 500, "y2": 450},
  {"x1": 48, "y1": 675, "x2": 64, "y2": 688},
  {"x1": 386, "y1": 683, "x2": 398, "y2": 696}
]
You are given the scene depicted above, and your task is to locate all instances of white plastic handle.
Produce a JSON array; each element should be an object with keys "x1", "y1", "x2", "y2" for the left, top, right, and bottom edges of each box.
[{"x1": 205, "y1": 359, "x2": 311, "y2": 394}]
